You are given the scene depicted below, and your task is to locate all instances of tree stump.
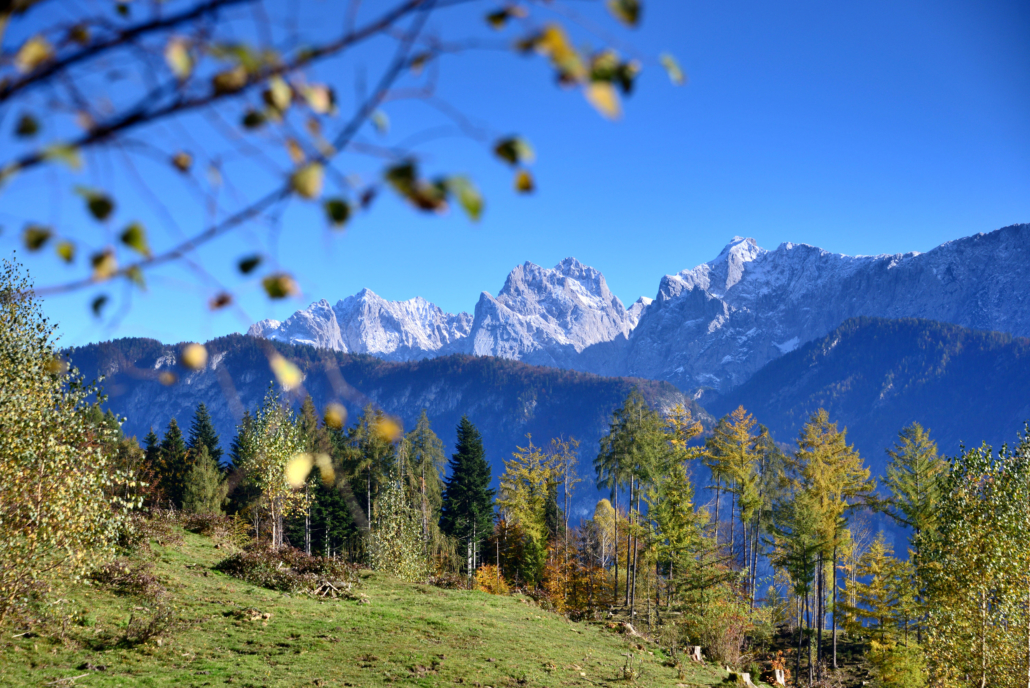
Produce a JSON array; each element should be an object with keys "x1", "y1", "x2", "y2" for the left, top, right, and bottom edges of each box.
[
  {"x1": 688, "y1": 646, "x2": 702, "y2": 662},
  {"x1": 773, "y1": 669, "x2": 786, "y2": 686}
]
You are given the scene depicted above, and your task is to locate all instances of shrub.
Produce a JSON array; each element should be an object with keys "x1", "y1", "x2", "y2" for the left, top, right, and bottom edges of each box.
[
  {"x1": 868, "y1": 641, "x2": 927, "y2": 688},
  {"x1": 88, "y1": 559, "x2": 164, "y2": 599},
  {"x1": 474, "y1": 565, "x2": 510, "y2": 595},
  {"x1": 214, "y1": 546, "x2": 356, "y2": 593}
]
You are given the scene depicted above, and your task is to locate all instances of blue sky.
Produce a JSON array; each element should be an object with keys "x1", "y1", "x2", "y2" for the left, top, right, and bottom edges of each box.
[{"x1": 2, "y1": 0, "x2": 1028, "y2": 347}]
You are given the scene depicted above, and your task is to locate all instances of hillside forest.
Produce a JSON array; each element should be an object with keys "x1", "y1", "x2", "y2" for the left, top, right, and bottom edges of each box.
[{"x1": 4, "y1": 259, "x2": 1030, "y2": 688}]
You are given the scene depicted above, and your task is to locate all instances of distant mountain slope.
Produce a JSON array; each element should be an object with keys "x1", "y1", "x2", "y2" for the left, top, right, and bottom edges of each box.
[
  {"x1": 67, "y1": 335, "x2": 700, "y2": 510},
  {"x1": 709, "y1": 317, "x2": 1030, "y2": 474},
  {"x1": 247, "y1": 223, "x2": 1030, "y2": 394}
]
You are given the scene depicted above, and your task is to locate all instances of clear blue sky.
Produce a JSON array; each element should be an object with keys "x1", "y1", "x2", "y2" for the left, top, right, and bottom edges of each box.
[{"x1": 3, "y1": 0, "x2": 1028, "y2": 347}]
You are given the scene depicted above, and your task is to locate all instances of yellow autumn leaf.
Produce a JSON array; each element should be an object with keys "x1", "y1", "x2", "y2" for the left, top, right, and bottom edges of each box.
[
  {"x1": 286, "y1": 453, "x2": 314, "y2": 488},
  {"x1": 291, "y1": 163, "x2": 324, "y2": 199},
  {"x1": 179, "y1": 343, "x2": 208, "y2": 370},
  {"x1": 374, "y1": 416, "x2": 403, "y2": 443},
  {"x1": 91, "y1": 250, "x2": 117, "y2": 281},
  {"x1": 165, "y1": 37, "x2": 192, "y2": 80},
  {"x1": 159, "y1": 371, "x2": 178, "y2": 385},
  {"x1": 515, "y1": 169, "x2": 535, "y2": 194},
  {"x1": 15, "y1": 35, "x2": 53, "y2": 73},
  {"x1": 324, "y1": 402, "x2": 347, "y2": 429},
  {"x1": 314, "y1": 453, "x2": 335, "y2": 485},
  {"x1": 585, "y1": 81, "x2": 622, "y2": 119},
  {"x1": 269, "y1": 352, "x2": 302, "y2": 388}
]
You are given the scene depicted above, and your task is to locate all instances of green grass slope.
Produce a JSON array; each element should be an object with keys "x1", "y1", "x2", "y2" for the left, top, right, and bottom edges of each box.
[{"x1": 0, "y1": 529, "x2": 737, "y2": 687}]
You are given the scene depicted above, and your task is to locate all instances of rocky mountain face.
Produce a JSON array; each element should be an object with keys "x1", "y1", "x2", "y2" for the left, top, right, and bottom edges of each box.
[
  {"x1": 247, "y1": 223, "x2": 1030, "y2": 393},
  {"x1": 68, "y1": 335, "x2": 698, "y2": 508},
  {"x1": 623, "y1": 224, "x2": 1030, "y2": 392},
  {"x1": 709, "y1": 317, "x2": 1030, "y2": 476},
  {"x1": 248, "y1": 289, "x2": 472, "y2": 361}
]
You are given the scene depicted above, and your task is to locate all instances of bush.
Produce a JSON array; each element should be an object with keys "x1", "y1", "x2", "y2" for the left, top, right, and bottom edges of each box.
[
  {"x1": 214, "y1": 546, "x2": 356, "y2": 593},
  {"x1": 88, "y1": 559, "x2": 164, "y2": 599},
  {"x1": 868, "y1": 641, "x2": 927, "y2": 688},
  {"x1": 474, "y1": 565, "x2": 510, "y2": 595}
]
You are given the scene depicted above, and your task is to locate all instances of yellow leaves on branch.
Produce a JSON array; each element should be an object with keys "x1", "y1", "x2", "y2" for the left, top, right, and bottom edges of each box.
[{"x1": 165, "y1": 37, "x2": 192, "y2": 80}]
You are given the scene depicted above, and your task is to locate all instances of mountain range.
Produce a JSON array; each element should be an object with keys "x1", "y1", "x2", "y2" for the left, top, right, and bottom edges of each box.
[
  {"x1": 249, "y1": 223, "x2": 1030, "y2": 393},
  {"x1": 710, "y1": 317, "x2": 1030, "y2": 475}
]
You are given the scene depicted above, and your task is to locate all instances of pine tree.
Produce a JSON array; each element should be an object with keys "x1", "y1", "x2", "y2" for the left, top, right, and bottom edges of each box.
[
  {"x1": 440, "y1": 416, "x2": 494, "y2": 576},
  {"x1": 182, "y1": 444, "x2": 228, "y2": 515},
  {"x1": 187, "y1": 402, "x2": 223, "y2": 465},
  {"x1": 157, "y1": 418, "x2": 192, "y2": 508}
]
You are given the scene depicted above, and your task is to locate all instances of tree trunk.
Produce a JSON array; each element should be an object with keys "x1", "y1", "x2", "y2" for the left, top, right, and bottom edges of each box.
[
  {"x1": 816, "y1": 552, "x2": 823, "y2": 679},
  {"x1": 613, "y1": 489, "x2": 620, "y2": 604},
  {"x1": 304, "y1": 483, "x2": 311, "y2": 556},
  {"x1": 806, "y1": 591, "x2": 813, "y2": 688},
  {"x1": 795, "y1": 594, "x2": 804, "y2": 688},
  {"x1": 714, "y1": 479, "x2": 721, "y2": 547},
  {"x1": 625, "y1": 478, "x2": 633, "y2": 607},
  {"x1": 832, "y1": 545, "x2": 838, "y2": 669}
]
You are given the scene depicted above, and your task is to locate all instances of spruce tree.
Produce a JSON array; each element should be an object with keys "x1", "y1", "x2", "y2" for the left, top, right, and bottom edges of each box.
[
  {"x1": 143, "y1": 427, "x2": 160, "y2": 471},
  {"x1": 182, "y1": 444, "x2": 228, "y2": 515},
  {"x1": 187, "y1": 402, "x2": 223, "y2": 465},
  {"x1": 157, "y1": 418, "x2": 192, "y2": 508},
  {"x1": 440, "y1": 416, "x2": 494, "y2": 575}
]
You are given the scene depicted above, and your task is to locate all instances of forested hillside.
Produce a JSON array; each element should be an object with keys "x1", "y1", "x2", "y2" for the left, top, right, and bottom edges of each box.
[
  {"x1": 67, "y1": 334, "x2": 700, "y2": 497},
  {"x1": 710, "y1": 317, "x2": 1030, "y2": 471}
]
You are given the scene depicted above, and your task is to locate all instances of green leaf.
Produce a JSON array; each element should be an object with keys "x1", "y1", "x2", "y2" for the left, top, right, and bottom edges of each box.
[
  {"x1": 493, "y1": 137, "x2": 535, "y2": 166},
  {"x1": 23, "y1": 224, "x2": 52, "y2": 251},
  {"x1": 125, "y1": 265, "x2": 146, "y2": 290},
  {"x1": 607, "y1": 0, "x2": 641, "y2": 27},
  {"x1": 384, "y1": 161, "x2": 417, "y2": 194},
  {"x1": 119, "y1": 222, "x2": 150, "y2": 257},
  {"x1": 486, "y1": 7, "x2": 526, "y2": 29},
  {"x1": 262, "y1": 273, "x2": 299, "y2": 299},
  {"x1": 72, "y1": 187, "x2": 115, "y2": 221},
  {"x1": 371, "y1": 110, "x2": 389, "y2": 135},
  {"x1": 91, "y1": 295, "x2": 109, "y2": 317},
  {"x1": 447, "y1": 176, "x2": 483, "y2": 222},
  {"x1": 212, "y1": 66, "x2": 247, "y2": 95},
  {"x1": 238, "y1": 255, "x2": 262, "y2": 274},
  {"x1": 242, "y1": 109, "x2": 266, "y2": 129},
  {"x1": 56, "y1": 240, "x2": 75, "y2": 263},
  {"x1": 660, "y1": 53, "x2": 685, "y2": 86},
  {"x1": 91, "y1": 250, "x2": 117, "y2": 281},
  {"x1": 291, "y1": 163, "x2": 324, "y2": 200},
  {"x1": 165, "y1": 37, "x2": 192, "y2": 80},
  {"x1": 42, "y1": 144, "x2": 82, "y2": 171},
  {"x1": 15, "y1": 114, "x2": 39, "y2": 138},
  {"x1": 323, "y1": 198, "x2": 352, "y2": 228}
]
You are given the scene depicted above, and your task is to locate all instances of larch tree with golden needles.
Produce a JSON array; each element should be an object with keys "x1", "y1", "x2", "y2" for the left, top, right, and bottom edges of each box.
[{"x1": 0, "y1": 258, "x2": 130, "y2": 624}]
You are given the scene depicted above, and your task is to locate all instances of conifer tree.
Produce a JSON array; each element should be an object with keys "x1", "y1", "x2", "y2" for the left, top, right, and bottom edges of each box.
[
  {"x1": 182, "y1": 444, "x2": 228, "y2": 516},
  {"x1": 884, "y1": 423, "x2": 943, "y2": 542},
  {"x1": 157, "y1": 418, "x2": 192, "y2": 508},
  {"x1": 402, "y1": 410, "x2": 447, "y2": 550},
  {"x1": 840, "y1": 532, "x2": 904, "y2": 642},
  {"x1": 440, "y1": 416, "x2": 494, "y2": 576},
  {"x1": 187, "y1": 402, "x2": 223, "y2": 465},
  {"x1": 143, "y1": 427, "x2": 160, "y2": 473}
]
